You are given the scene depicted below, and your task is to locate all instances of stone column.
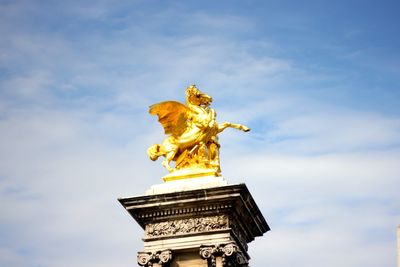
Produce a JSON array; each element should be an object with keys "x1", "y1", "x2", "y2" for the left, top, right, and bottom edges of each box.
[
  {"x1": 397, "y1": 225, "x2": 400, "y2": 267},
  {"x1": 119, "y1": 183, "x2": 269, "y2": 267},
  {"x1": 137, "y1": 250, "x2": 173, "y2": 267},
  {"x1": 200, "y1": 242, "x2": 248, "y2": 267}
]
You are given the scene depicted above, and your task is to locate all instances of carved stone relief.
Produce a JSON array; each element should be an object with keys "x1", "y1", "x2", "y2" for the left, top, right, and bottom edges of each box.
[{"x1": 146, "y1": 215, "x2": 228, "y2": 237}]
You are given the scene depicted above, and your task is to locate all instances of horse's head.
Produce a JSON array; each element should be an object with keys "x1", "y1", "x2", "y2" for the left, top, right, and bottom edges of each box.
[{"x1": 185, "y1": 85, "x2": 212, "y2": 106}]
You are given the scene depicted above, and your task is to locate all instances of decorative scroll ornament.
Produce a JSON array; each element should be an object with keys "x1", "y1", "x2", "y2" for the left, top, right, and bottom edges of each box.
[
  {"x1": 137, "y1": 252, "x2": 152, "y2": 266},
  {"x1": 158, "y1": 250, "x2": 172, "y2": 264},
  {"x1": 148, "y1": 85, "x2": 250, "y2": 180},
  {"x1": 221, "y1": 243, "x2": 237, "y2": 257},
  {"x1": 199, "y1": 245, "x2": 215, "y2": 259},
  {"x1": 200, "y1": 242, "x2": 248, "y2": 267},
  {"x1": 200, "y1": 245, "x2": 218, "y2": 267},
  {"x1": 137, "y1": 250, "x2": 173, "y2": 267},
  {"x1": 146, "y1": 215, "x2": 228, "y2": 237}
]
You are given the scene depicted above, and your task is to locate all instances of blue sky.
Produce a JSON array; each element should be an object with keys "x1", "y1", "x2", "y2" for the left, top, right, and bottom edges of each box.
[{"x1": 1, "y1": 0, "x2": 399, "y2": 266}]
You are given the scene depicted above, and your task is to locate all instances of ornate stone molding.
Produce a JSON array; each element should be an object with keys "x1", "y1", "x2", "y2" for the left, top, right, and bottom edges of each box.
[
  {"x1": 200, "y1": 242, "x2": 248, "y2": 267},
  {"x1": 137, "y1": 203, "x2": 233, "y2": 220},
  {"x1": 137, "y1": 249, "x2": 172, "y2": 267},
  {"x1": 146, "y1": 215, "x2": 228, "y2": 237}
]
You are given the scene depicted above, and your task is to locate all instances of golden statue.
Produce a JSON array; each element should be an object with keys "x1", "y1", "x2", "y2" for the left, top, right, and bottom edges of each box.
[{"x1": 148, "y1": 85, "x2": 250, "y2": 181}]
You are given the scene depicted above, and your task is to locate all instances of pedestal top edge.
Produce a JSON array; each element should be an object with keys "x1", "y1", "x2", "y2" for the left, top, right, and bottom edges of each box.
[{"x1": 118, "y1": 183, "x2": 248, "y2": 202}]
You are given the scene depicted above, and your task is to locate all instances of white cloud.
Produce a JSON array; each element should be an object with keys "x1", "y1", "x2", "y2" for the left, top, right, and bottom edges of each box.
[{"x1": 267, "y1": 111, "x2": 400, "y2": 153}]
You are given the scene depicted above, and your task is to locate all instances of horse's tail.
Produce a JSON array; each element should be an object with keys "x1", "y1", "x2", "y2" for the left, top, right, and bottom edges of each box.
[{"x1": 147, "y1": 144, "x2": 161, "y2": 161}]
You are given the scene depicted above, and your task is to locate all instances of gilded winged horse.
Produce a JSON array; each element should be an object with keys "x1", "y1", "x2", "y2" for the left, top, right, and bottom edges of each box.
[{"x1": 147, "y1": 85, "x2": 250, "y2": 175}]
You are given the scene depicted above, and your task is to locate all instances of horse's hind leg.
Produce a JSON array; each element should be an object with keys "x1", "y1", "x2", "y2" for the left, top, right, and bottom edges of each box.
[{"x1": 209, "y1": 141, "x2": 221, "y2": 172}]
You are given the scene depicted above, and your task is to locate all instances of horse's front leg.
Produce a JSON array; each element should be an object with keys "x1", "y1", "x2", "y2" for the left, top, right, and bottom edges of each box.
[
  {"x1": 219, "y1": 122, "x2": 250, "y2": 133},
  {"x1": 162, "y1": 150, "x2": 176, "y2": 172},
  {"x1": 162, "y1": 158, "x2": 174, "y2": 172},
  {"x1": 238, "y1": 124, "x2": 250, "y2": 132}
]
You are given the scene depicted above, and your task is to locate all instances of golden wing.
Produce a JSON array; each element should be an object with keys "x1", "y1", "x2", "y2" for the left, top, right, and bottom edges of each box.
[{"x1": 149, "y1": 101, "x2": 189, "y2": 137}]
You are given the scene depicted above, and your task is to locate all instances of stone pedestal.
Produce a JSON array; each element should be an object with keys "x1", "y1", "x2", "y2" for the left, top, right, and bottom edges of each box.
[
  {"x1": 397, "y1": 225, "x2": 400, "y2": 267},
  {"x1": 119, "y1": 183, "x2": 269, "y2": 267}
]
